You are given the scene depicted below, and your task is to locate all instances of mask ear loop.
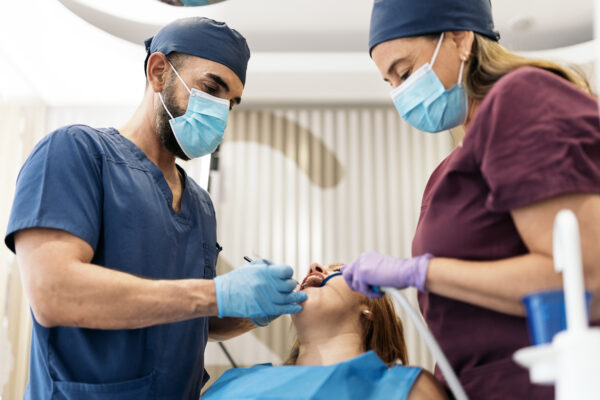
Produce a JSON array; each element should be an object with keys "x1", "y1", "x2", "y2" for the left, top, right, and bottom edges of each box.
[
  {"x1": 457, "y1": 59, "x2": 465, "y2": 85},
  {"x1": 158, "y1": 61, "x2": 190, "y2": 120},
  {"x1": 457, "y1": 59, "x2": 468, "y2": 127},
  {"x1": 168, "y1": 62, "x2": 192, "y2": 94},
  {"x1": 158, "y1": 93, "x2": 175, "y2": 120},
  {"x1": 430, "y1": 32, "x2": 445, "y2": 68}
]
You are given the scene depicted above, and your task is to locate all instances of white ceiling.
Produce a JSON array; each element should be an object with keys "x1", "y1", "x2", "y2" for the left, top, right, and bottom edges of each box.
[
  {"x1": 54, "y1": 0, "x2": 595, "y2": 52},
  {"x1": 0, "y1": 0, "x2": 595, "y2": 106}
]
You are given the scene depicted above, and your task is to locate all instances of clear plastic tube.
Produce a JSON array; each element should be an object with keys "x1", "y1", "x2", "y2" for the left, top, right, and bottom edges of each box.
[{"x1": 381, "y1": 287, "x2": 469, "y2": 400}]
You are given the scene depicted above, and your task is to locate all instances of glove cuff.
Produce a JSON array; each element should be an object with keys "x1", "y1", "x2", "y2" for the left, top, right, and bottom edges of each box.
[
  {"x1": 213, "y1": 276, "x2": 226, "y2": 318},
  {"x1": 414, "y1": 253, "x2": 434, "y2": 292},
  {"x1": 250, "y1": 317, "x2": 269, "y2": 327}
]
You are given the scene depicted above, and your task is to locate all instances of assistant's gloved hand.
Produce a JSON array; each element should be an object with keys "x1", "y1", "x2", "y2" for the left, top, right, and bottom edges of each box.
[
  {"x1": 341, "y1": 251, "x2": 434, "y2": 298},
  {"x1": 214, "y1": 261, "x2": 307, "y2": 323}
]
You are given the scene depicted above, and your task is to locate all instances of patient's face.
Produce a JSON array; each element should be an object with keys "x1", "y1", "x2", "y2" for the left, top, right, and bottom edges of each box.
[{"x1": 292, "y1": 263, "x2": 364, "y2": 325}]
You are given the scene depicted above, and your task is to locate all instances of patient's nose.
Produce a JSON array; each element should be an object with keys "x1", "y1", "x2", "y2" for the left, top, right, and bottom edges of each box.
[{"x1": 309, "y1": 263, "x2": 325, "y2": 274}]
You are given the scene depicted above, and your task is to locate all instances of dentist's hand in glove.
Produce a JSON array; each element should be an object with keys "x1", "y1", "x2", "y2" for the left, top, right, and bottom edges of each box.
[
  {"x1": 341, "y1": 252, "x2": 434, "y2": 298},
  {"x1": 214, "y1": 261, "x2": 307, "y2": 326}
]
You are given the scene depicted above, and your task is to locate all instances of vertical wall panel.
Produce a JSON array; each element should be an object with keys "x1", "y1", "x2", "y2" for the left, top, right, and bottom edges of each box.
[{"x1": 309, "y1": 109, "x2": 324, "y2": 263}]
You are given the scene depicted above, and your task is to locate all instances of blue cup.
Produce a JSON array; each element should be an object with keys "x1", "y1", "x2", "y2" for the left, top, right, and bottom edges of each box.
[{"x1": 522, "y1": 290, "x2": 593, "y2": 346}]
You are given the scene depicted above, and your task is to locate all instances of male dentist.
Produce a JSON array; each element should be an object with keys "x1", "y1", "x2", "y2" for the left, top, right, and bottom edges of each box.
[{"x1": 5, "y1": 17, "x2": 306, "y2": 399}]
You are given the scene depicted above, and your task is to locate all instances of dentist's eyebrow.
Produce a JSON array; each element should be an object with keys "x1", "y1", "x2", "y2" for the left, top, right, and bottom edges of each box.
[
  {"x1": 206, "y1": 73, "x2": 230, "y2": 92},
  {"x1": 384, "y1": 57, "x2": 410, "y2": 82},
  {"x1": 206, "y1": 73, "x2": 241, "y2": 105}
]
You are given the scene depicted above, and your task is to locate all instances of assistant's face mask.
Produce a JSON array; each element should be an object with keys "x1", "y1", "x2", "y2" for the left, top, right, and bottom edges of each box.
[
  {"x1": 159, "y1": 62, "x2": 229, "y2": 159},
  {"x1": 391, "y1": 33, "x2": 467, "y2": 133}
]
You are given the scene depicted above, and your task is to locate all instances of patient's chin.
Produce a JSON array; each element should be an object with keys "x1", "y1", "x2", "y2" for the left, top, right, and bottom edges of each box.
[{"x1": 292, "y1": 289, "x2": 320, "y2": 318}]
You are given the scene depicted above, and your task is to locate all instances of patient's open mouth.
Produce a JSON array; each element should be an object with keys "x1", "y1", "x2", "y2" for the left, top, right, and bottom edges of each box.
[{"x1": 300, "y1": 272, "x2": 325, "y2": 290}]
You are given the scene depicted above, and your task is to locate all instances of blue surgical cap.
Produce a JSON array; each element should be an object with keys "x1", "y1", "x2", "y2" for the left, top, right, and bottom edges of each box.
[
  {"x1": 368, "y1": 0, "x2": 500, "y2": 55},
  {"x1": 145, "y1": 17, "x2": 251, "y2": 85}
]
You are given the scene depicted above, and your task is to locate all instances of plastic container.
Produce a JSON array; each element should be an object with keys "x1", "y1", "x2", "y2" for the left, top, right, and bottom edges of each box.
[{"x1": 523, "y1": 290, "x2": 593, "y2": 346}]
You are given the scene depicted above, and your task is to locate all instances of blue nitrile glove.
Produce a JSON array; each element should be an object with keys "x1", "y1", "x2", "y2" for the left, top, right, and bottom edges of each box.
[
  {"x1": 214, "y1": 261, "x2": 307, "y2": 323},
  {"x1": 250, "y1": 315, "x2": 277, "y2": 327},
  {"x1": 341, "y1": 251, "x2": 434, "y2": 298}
]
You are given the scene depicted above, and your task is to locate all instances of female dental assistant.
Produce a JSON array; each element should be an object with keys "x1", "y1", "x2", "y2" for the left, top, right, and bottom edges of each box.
[{"x1": 342, "y1": 0, "x2": 600, "y2": 398}]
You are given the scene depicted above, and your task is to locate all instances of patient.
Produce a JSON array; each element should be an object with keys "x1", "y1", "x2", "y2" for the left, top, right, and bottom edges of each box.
[{"x1": 203, "y1": 263, "x2": 447, "y2": 400}]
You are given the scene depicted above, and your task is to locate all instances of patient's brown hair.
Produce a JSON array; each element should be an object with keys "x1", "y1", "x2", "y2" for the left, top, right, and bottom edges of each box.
[{"x1": 285, "y1": 264, "x2": 408, "y2": 366}]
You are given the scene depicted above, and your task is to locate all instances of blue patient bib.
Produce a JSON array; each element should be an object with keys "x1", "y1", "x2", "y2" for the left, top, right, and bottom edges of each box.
[{"x1": 202, "y1": 351, "x2": 422, "y2": 400}]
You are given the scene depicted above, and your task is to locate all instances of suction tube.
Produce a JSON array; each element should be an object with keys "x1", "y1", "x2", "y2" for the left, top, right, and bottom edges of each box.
[
  {"x1": 320, "y1": 272, "x2": 342, "y2": 287},
  {"x1": 381, "y1": 287, "x2": 469, "y2": 400}
]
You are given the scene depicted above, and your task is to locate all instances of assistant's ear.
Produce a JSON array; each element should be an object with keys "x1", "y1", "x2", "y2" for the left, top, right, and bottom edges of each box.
[
  {"x1": 146, "y1": 52, "x2": 171, "y2": 93},
  {"x1": 449, "y1": 31, "x2": 475, "y2": 62}
]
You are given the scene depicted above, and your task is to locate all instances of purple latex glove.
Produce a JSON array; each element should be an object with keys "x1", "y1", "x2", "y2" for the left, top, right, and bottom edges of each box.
[{"x1": 341, "y1": 251, "x2": 434, "y2": 298}]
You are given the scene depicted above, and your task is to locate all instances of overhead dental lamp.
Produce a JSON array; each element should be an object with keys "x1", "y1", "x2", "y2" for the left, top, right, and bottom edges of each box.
[
  {"x1": 56, "y1": 0, "x2": 229, "y2": 45},
  {"x1": 157, "y1": 0, "x2": 228, "y2": 5}
]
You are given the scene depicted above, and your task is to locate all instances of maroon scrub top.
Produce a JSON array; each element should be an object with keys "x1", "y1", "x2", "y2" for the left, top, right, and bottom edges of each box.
[{"x1": 412, "y1": 67, "x2": 600, "y2": 400}]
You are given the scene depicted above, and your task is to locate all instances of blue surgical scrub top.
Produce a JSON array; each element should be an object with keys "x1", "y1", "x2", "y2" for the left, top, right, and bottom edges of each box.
[
  {"x1": 202, "y1": 351, "x2": 422, "y2": 399},
  {"x1": 5, "y1": 125, "x2": 220, "y2": 400}
]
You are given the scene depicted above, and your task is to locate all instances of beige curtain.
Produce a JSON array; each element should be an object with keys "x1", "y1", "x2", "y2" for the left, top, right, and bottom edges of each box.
[{"x1": 0, "y1": 100, "x2": 46, "y2": 400}]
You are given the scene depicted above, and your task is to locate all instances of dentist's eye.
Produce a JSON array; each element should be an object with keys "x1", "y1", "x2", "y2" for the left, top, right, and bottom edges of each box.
[{"x1": 204, "y1": 84, "x2": 218, "y2": 94}]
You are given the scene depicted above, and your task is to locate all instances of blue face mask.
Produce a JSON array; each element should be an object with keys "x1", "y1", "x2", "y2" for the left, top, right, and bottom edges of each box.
[
  {"x1": 159, "y1": 63, "x2": 229, "y2": 159},
  {"x1": 391, "y1": 33, "x2": 467, "y2": 133}
]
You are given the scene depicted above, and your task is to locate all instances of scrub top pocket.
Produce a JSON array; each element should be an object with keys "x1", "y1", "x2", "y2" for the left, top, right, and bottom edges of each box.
[
  {"x1": 52, "y1": 372, "x2": 154, "y2": 400},
  {"x1": 202, "y1": 242, "x2": 221, "y2": 279}
]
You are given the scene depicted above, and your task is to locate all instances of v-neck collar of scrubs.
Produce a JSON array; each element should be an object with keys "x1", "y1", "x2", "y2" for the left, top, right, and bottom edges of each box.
[{"x1": 108, "y1": 128, "x2": 193, "y2": 224}]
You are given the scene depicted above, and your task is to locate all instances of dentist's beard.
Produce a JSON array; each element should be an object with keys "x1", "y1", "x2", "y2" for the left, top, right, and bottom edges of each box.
[{"x1": 156, "y1": 80, "x2": 190, "y2": 161}]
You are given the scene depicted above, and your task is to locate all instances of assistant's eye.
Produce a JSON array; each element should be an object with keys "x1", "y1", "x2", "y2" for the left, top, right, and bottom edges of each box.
[{"x1": 399, "y1": 68, "x2": 412, "y2": 83}]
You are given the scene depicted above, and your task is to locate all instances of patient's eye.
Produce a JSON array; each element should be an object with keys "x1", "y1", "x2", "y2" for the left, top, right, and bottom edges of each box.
[{"x1": 331, "y1": 267, "x2": 341, "y2": 272}]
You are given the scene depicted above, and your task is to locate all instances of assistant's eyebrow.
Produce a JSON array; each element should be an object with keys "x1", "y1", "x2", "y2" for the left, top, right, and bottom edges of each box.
[
  {"x1": 384, "y1": 57, "x2": 410, "y2": 82},
  {"x1": 205, "y1": 73, "x2": 242, "y2": 105}
]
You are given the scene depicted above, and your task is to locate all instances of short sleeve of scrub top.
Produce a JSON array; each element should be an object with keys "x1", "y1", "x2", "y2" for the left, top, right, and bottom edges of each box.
[
  {"x1": 5, "y1": 125, "x2": 102, "y2": 251},
  {"x1": 412, "y1": 67, "x2": 600, "y2": 400},
  {"x1": 472, "y1": 67, "x2": 600, "y2": 212}
]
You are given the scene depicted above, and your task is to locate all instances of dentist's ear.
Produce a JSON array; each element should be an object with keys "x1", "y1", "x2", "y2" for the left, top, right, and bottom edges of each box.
[{"x1": 147, "y1": 53, "x2": 171, "y2": 93}]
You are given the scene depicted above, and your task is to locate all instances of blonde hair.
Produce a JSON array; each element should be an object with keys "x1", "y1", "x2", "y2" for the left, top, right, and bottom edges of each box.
[
  {"x1": 463, "y1": 34, "x2": 592, "y2": 101},
  {"x1": 285, "y1": 265, "x2": 408, "y2": 366}
]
